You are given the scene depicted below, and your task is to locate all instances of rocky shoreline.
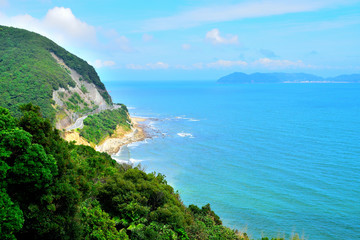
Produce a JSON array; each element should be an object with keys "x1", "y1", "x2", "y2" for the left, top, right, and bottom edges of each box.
[
  {"x1": 63, "y1": 117, "x2": 148, "y2": 155},
  {"x1": 95, "y1": 117, "x2": 147, "y2": 155}
]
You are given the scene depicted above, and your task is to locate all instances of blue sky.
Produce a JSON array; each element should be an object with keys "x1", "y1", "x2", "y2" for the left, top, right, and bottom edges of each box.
[{"x1": 0, "y1": 0, "x2": 359, "y2": 81}]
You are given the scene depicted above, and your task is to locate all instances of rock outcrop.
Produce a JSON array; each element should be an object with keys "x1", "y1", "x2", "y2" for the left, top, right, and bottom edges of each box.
[{"x1": 51, "y1": 52, "x2": 111, "y2": 129}]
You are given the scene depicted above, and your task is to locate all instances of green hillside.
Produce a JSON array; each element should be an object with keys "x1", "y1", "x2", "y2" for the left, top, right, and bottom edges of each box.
[
  {"x1": 0, "y1": 105, "x2": 243, "y2": 240},
  {"x1": 79, "y1": 105, "x2": 132, "y2": 144},
  {"x1": 0, "y1": 26, "x2": 112, "y2": 121},
  {"x1": 0, "y1": 26, "x2": 243, "y2": 240},
  {"x1": 0, "y1": 26, "x2": 301, "y2": 240}
]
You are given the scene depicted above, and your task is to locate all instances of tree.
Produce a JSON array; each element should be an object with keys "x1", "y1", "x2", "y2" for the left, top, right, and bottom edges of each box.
[
  {"x1": 0, "y1": 106, "x2": 58, "y2": 238},
  {"x1": 80, "y1": 199, "x2": 129, "y2": 240},
  {"x1": 0, "y1": 189, "x2": 24, "y2": 240},
  {"x1": 0, "y1": 107, "x2": 25, "y2": 239}
]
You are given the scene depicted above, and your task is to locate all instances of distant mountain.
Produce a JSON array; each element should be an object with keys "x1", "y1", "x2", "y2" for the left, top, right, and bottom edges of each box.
[
  {"x1": 217, "y1": 72, "x2": 360, "y2": 83},
  {"x1": 326, "y1": 74, "x2": 360, "y2": 83}
]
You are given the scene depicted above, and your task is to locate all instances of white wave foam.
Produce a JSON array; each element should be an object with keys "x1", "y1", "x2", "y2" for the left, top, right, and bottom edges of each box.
[
  {"x1": 177, "y1": 132, "x2": 194, "y2": 138},
  {"x1": 174, "y1": 116, "x2": 190, "y2": 120},
  {"x1": 127, "y1": 139, "x2": 149, "y2": 148},
  {"x1": 112, "y1": 157, "x2": 144, "y2": 165},
  {"x1": 173, "y1": 116, "x2": 200, "y2": 122},
  {"x1": 147, "y1": 121, "x2": 157, "y2": 130},
  {"x1": 188, "y1": 118, "x2": 200, "y2": 122}
]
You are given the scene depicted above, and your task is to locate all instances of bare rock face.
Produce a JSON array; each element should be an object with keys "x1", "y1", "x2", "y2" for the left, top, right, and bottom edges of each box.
[
  {"x1": 95, "y1": 125, "x2": 146, "y2": 155},
  {"x1": 51, "y1": 52, "x2": 111, "y2": 129},
  {"x1": 63, "y1": 131, "x2": 92, "y2": 147},
  {"x1": 57, "y1": 115, "x2": 72, "y2": 130}
]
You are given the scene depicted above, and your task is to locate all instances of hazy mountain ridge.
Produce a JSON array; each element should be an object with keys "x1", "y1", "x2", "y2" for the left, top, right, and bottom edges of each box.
[{"x1": 217, "y1": 72, "x2": 360, "y2": 83}]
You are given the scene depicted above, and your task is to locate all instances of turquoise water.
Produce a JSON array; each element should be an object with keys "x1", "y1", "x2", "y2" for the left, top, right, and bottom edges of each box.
[{"x1": 107, "y1": 81, "x2": 360, "y2": 239}]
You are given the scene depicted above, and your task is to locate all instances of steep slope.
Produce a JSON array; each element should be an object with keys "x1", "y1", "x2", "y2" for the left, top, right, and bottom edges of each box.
[{"x1": 0, "y1": 26, "x2": 112, "y2": 128}]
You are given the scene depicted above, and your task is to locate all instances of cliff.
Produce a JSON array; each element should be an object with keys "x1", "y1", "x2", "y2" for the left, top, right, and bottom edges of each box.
[{"x1": 0, "y1": 25, "x2": 112, "y2": 128}]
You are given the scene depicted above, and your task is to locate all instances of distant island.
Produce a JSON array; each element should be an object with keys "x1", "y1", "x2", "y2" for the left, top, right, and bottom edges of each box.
[{"x1": 217, "y1": 72, "x2": 360, "y2": 83}]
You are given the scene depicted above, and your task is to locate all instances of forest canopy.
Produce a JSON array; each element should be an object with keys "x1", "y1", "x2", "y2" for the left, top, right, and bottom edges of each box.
[
  {"x1": 0, "y1": 26, "x2": 112, "y2": 121},
  {"x1": 79, "y1": 105, "x2": 131, "y2": 144},
  {"x1": 0, "y1": 105, "x2": 243, "y2": 240}
]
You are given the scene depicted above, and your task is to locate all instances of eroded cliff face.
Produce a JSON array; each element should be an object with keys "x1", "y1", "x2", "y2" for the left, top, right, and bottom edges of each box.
[{"x1": 51, "y1": 52, "x2": 111, "y2": 129}]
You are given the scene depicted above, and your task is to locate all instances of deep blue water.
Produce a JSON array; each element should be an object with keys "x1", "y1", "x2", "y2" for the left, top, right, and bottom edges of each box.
[{"x1": 106, "y1": 81, "x2": 360, "y2": 240}]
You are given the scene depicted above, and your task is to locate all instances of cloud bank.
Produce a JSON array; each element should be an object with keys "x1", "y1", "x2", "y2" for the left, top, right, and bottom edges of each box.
[
  {"x1": 207, "y1": 60, "x2": 247, "y2": 68},
  {"x1": 253, "y1": 58, "x2": 311, "y2": 68},
  {"x1": 126, "y1": 58, "x2": 314, "y2": 70},
  {"x1": 126, "y1": 62, "x2": 169, "y2": 70}
]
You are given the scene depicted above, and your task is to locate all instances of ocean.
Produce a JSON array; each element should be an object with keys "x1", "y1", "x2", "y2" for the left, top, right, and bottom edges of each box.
[{"x1": 106, "y1": 81, "x2": 360, "y2": 240}]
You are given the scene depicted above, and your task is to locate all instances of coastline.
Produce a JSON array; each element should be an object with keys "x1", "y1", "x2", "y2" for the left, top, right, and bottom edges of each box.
[
  {"x1": 95, "y1": 117, "x2": 147, "y2": 155},
  {"x1": 63, "y1": 116, "x2": 148, "y2": 155}
]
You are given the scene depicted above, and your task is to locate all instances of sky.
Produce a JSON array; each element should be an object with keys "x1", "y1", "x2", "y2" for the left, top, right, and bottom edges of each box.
[{"x1": 0, "y1": 0, "x2": 359, "y2": 81}]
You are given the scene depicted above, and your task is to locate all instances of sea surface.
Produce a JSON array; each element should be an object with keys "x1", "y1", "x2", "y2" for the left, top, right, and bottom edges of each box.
[{"x1": 106, "y1": 81, "x2": 360, "y2": 240}]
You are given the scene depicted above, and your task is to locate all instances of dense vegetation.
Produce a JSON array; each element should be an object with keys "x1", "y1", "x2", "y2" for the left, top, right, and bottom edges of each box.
[
  {"x1": 0, "y1": 26, "x2": 305, "y2": 240},
  {"x1": 0, "y1": 105, "x2": 243, "y2": 240},
  {"x1": 0, "y1": 26, "x2": 112, "y2": 121},
  {"x1": 79, "y1": 105, "x2": 131, "y2": 144}
]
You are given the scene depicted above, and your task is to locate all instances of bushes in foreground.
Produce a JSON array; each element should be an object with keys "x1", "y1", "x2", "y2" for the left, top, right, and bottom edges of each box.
[{"x1": 0, "y1": 104, "x2": 241, "y2": 240}]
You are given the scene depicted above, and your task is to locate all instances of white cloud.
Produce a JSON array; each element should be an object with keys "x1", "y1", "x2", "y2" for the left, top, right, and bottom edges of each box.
[
  {"x1": 142, "y1": 0, "x2": 352, "y2": 31},
  {"x1": 182, "y1": 44, "x2": 191, "y2": 50},
  {"x1": 142, "y1": 33, "x2": 153, "y2": 42},
  {"x1": 125, "y1": 58, "x2": 314, "y2": 71},
  {"x1": 0, "y1": 7, "x2": 96, "y2": 46},
  {"x1": 44, "y1": 7, "x2": 96, "y2": 41},
  {"x1": 147, "y1": 62, "x2": 169, "y2": 69},
  {"x1": 182, "y1": 58, "x2": 315, "y2": 70},
  {"x1": 205, "y1": 29, "x2": 238, "y2": 45},
  {"x1": 253, "y1": 58, "x2": 312, "y2": 68},
  {"x1": 92, "y1": 59, "x2": 116, "y2": 68},
  {"x1": 126, "y1": 62, "x2": 169, "y2": 70},
  {"x1": 0, "y1": 7, "x2": 132, "y2": 54},
  {"x1": 179, "y1": 60, "x2": 247, "y2": 70},
  {"x1": 207, "y1": 59, "x2": 247, "y2": 68}
]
